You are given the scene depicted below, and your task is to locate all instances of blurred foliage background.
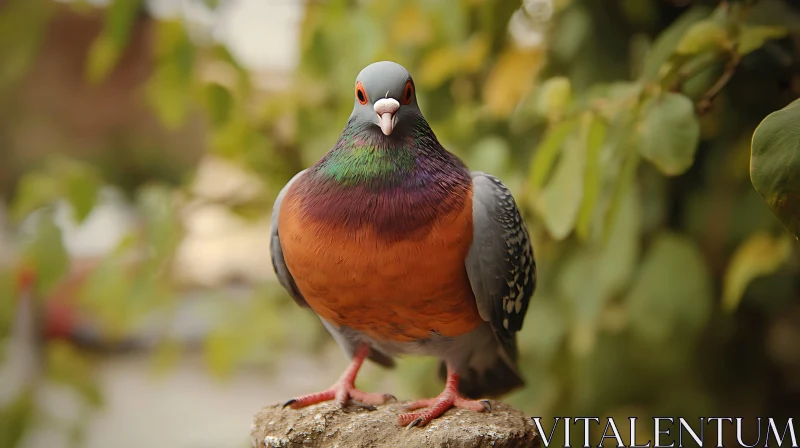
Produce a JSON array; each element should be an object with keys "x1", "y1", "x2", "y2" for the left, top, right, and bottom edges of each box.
[{"x1": 1, "y1": 0, "x2": 799, "y2": 447}]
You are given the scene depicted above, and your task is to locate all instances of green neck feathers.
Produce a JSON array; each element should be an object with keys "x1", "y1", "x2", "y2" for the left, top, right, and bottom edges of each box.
[{"x1": 317, "y1": 142, "x2": 415, "y2": 186}]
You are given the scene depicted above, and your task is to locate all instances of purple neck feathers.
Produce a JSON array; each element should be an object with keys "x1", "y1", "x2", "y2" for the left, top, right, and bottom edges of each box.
[{"x1": 291, "y1": 116, "x2": 472, "y2": 239}]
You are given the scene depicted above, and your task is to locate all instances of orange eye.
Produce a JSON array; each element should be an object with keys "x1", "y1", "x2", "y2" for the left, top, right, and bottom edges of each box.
[
  {"x1": 401, "y1": 80, "x2": 414, "y2": 105},
  {"x1": 355, "y1": 81, "x2": 368, "y2": 105}
]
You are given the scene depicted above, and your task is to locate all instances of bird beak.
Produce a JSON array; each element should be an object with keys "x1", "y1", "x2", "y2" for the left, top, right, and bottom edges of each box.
[{"x1": 374, "y1": 98, "x2": 400, "y2": 136}]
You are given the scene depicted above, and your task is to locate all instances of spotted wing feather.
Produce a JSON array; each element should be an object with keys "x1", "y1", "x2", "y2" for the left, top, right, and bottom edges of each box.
[{"x1": 466, "y1": 172, "x2": 536, "y2": 359}]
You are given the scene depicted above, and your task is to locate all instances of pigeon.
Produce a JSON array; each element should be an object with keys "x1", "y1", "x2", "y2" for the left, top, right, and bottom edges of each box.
[{"x1": 270, "y1": 61, "x2": 536, "y2": 427}]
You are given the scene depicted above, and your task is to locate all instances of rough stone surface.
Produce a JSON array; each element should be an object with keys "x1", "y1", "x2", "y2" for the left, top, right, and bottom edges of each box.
[{"x1": 250, "y1": 401, "x2": 539, "y2": 448}]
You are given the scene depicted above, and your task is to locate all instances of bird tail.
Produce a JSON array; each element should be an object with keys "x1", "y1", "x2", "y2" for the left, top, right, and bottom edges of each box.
[{"x1": 438, "y1": 345, "x2": 525, "y2": 399}]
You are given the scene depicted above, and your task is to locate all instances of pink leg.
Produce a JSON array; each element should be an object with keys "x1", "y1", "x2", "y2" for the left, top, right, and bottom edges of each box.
[
  {"x1": 397, "y1": 366, "x2": 491, "y2": 428},
  {"x1": 283, "y1": 344, "x2": 394, "y2": 409}
]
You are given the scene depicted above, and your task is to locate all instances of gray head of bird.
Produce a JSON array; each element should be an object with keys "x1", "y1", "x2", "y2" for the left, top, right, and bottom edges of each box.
[{"x1": 350, "y1": 61, "x2": 422, "y2": 137}]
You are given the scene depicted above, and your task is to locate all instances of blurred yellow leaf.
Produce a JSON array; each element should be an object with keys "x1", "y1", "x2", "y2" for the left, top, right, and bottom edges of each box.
[
  {"x1": 390, "y1": 3, "x2": 432, "y2": 46},
  {"x1": 737, "y1": 25, "x2": 787, "y2": 56},
  {"x1": 417, "y1": 34, "x2": 489, "y2": 89},
  {"x1": 535, "y1": 77, "x2": 572, "y2": 121},
  {"x1": 676, "y1": 20, "x2": 729, "y2": 55},
  {"x1": 85, "y1": 36, "x2": 119, "y2": 84},
  {"x1": 461, "y1": 33, "x2": 490, "y2": 72},
  {"x1": 723, "y1": 233, "x2": 792, "y2": 312},
  {"x1": 418, "y1": 46, "x2": 463, "y2": 88},
  {"x1": 483, "y1": 46, "x2": 544, "y2": 117}
]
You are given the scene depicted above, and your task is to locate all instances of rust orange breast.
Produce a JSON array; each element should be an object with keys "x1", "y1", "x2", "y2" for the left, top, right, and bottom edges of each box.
[{"x1": 278, "y1": 183, "x2": 483, "y2": 342}]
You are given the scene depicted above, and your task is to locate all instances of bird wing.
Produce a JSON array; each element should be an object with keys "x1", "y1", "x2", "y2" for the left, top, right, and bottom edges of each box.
[
  {"x1": 465, "y1": 172, "x2": 536, "y2": 359},
  {"x1": 270, "y1": 169, "x2": 309, "y2": 308}
]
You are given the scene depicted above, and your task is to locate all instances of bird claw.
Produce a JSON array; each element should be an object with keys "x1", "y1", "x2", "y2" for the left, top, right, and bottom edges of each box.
[
  {"x1": 398, "y1": 394, "x2": 492, "y2": 427},
  {"x1": 406, "y1": 417, "x2": 422, "y2": 429},
  {"x1": 281, "y1": 399, "x2": 297, "y2": 409},
  {"x1": 384, "y1": 394, "x2": 397, "y2": 403}
]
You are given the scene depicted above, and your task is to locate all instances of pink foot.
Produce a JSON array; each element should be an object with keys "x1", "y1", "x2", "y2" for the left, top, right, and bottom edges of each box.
[
  {"x1": 283, "y1": 384, "x2": 394, "y2": 409},
  {"x1": 282, "y1": 344, "x2": 394, "y2": 409},
  {"x1": 397, "y1": 371, "x2": 491, "y2": 428}
]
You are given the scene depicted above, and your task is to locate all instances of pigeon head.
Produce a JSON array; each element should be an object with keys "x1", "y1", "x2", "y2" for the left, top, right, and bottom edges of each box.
[{"x1": 350, "y1": 61, "x2": 420, "y2": 137}]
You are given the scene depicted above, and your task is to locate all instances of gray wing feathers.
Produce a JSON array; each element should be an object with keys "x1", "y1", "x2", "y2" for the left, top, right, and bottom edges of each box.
[
  {"x1": 466, "y1": 172, "x2": 536, "y2": 342},
  {"x1": 270, "y1": 170, "x2": 308, "y2": 308}
]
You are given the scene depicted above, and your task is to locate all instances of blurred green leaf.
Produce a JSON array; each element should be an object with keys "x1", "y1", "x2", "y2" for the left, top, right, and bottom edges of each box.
[
  {"x1": 745, "y1": 0, "x2": 800, "y2": 31},
  {"x1": 559, "y1": 186, "x2": 640, "y2": 334},
  {"x1": 737, "y1": 25, "x2": 787, "y2": 56},
  {"x1": 723, "y1": 232, "x2": 793, "y2": 312},
  {"x1": 145, "y1": 20, "x2": 195, "y2": 128},
  {"x1": 203, "y1": 83, "x2": 234, "y2": 126},
  {"x1": 21, "y1": 216, "x2": 69, "y2": 295},
  {"x1": 641, "y1": 5, "x2": 712, "y2": 81},
  {"x1": 750, "y1": 98, "x2": 800, "y2": 240},
  {"x1": 676, "y1": 20, "x2": 729, "y2": 56},
  {"x1": 603, "y1": 150, "x2": 639, "y2": 245},
  {"x1": 637, "y1": 92, "x2": 700, "y2": 176},
  {"x1": 136, "y1": 184, "x2": 181, "y2": 263},
  {"x1": 576, "y1": 113, "x2": 607, "y2": 241},
  {"x1": 626, "y1": 233, "x2": 712, "y2": 342},
  {"x1": 0, "y1": 389, "x2": 35, "y2": 448},
  {"x1": 11, "y1": 173, "x2": 60, "y2": 223},
  {"x1": 63, "y1": 164, "x2": 102, "y2": 223},
  {"x1": 11, "y1": 157, "x2": 101, "y2": 224},
  {"x1": 537, "y1": 133, "x2": 585, "y2": 240},
  {"x1": 528, "y1": 119, "x2": 578, "y2": 190},
  {"x1": 85, "y1": 0, "x2": 142, "y2": 83},
  {"x1": 469, "y1": 136, "x2": 511, "y2": 175},
  {"x1": 0, "y1": 0, "x2": 53, "y2": 94},
  {"x1": 521, "y1": 296, "x2": 564, "y2": 361},
  {"x1": 47, "y1": 342, "x2": 103, "y2": 407},
  {"x1": 551, "y1": 3, "x2": 591, "y2": 62},
  {"x1": 0, "y1": 271, "x2": 13, "y2": 339},
  {"x1": 79, "y1": 258, "x2": 134, "y2": 339}
]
